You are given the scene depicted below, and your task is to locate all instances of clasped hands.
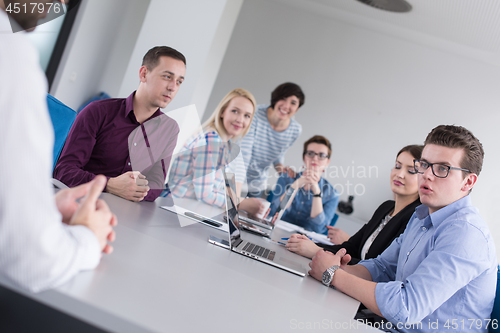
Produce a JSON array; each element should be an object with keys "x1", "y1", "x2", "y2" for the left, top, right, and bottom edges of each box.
[
  {"x1": 292, "y1": 169, "x2": 321, "y2": 195},
  {"x1": 55, "y1": 175, "x2": 117, "y2": 254},
  {"x1": 106, "y1": 171, "x2": 150, "y2": 202},
  {"x1": 285, "y1": 234, "x2": 351, "y2": 283},
  {"x1": 308, "y1": 247, "x2": 351, "y2": 283}
]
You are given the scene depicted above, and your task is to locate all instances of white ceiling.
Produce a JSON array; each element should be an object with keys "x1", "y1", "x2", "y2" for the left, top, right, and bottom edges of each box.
[{"x1": 269, "y1": 0, "x2": 500, "y2": 66}]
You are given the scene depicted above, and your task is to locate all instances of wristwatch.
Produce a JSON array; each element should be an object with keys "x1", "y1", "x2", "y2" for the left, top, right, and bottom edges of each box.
[
  {"x1": 313, "y1": 191, "x2": 322, "y2": 198},
  {"x1": 322, "y1": 265, "x2": 340, "y2": 286}
]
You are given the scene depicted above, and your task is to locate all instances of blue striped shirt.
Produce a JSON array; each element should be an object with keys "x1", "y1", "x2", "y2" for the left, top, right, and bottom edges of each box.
[{"x1": 238, "y1": 105, "x2": 302, "y2": 193}]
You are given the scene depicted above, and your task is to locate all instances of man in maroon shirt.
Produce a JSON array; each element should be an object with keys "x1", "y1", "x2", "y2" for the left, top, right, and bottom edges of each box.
[{"x1": 54, "y1": 46, "x2": 185, "y2": 201}]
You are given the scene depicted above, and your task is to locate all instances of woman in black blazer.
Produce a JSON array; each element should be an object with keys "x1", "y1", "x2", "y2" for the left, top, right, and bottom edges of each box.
[{"x1": 286, "y1": 144, "x2": 423, "y2": 264}]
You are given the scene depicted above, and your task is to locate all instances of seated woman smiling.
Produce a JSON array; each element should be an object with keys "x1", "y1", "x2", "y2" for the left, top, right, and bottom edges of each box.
[
  {"x1": 286, "y1": 144, "x2": 423, "y2": 264},
  {"x1": 168, "y1": 89, "x2": 257, "y2": 210},
  {"x1": 268, "y1": 135, "x2": 339, "y2": 235}
]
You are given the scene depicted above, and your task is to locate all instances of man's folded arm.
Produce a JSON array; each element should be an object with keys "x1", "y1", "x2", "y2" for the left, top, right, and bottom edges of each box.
[
  {"x1": 53, "y1": 108, "x2": 100, "y2": 187},
  {"x1": 367, "y1": 222, "x2": 492, "y2": 324}
]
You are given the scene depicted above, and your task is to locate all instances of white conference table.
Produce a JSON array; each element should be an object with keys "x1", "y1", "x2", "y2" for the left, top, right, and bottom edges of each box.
[{"x1": 0, "y1": 193, "x2": 380, "y2": 332}]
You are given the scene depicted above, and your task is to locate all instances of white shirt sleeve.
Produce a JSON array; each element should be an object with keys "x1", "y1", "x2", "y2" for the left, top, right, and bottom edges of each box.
[{"x1": 0, "y1": 16, "x2": 101, "y2": 293}]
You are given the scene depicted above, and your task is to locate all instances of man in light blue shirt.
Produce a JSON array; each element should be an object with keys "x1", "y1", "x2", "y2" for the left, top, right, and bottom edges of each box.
[{"x1": 309, "y1": 125, "x2": 497, "y2": 332}]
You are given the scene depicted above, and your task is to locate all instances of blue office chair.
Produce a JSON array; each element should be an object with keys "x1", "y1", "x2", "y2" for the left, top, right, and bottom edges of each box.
[
  {"x1": 78, "y1": 91, "x2": 110, "y2": 113},
  {"x1": 159, "y1": 184, "x2": 172, "y2": 198},
  {"x1": 266, "y1": 190, "x2": 274, "y2": 203},
  {"x1": 46, "y1": 94, "x2": 77, "y2": 171},
  {"x1": 489, "y1": 265, "x2": 500, "y2": 333},
  {"x1": 330, "y1": 213, "x2": 339, "y2": 227}
]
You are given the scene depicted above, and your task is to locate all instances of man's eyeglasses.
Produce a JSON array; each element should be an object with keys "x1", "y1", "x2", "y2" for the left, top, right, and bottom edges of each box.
[
  {"x1": 413, "y1": 159, "x2": 470, "y2": 178},
  {"x1": 305, "y1": 151, "x2": 329, "y2": 160}
]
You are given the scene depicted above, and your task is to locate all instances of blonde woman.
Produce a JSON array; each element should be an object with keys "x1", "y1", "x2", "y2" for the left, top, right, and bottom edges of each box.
[{"x1": 168, "y1": 89, "x2": 256, "y2": 208}]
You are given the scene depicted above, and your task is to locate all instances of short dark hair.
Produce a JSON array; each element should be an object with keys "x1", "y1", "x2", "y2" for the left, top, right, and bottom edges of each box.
[
  {"x1": 424, "y1": 125, "x2": 484, "y2": 176},
  {"x1": 270, "y1": 82, "x2": 305, "y2": 109},
  {"x1": 303, "y1": 135, "x2": 332, "y2": 159},
  {"x1": 142, "y1": 46, "x2": 186, "y2": 70},
  {"x1": 397, "y1": 144, "x2": 423, "y2": 160}
]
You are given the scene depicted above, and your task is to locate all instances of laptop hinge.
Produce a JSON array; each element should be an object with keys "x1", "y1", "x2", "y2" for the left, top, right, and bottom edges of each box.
[{"x1": 233, "y1": 238, "x2": 243, "y2": 248}]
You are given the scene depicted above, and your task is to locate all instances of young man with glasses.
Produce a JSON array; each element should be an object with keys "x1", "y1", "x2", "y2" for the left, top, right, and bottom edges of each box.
[
  {"x1": 268, "y1": 135, "x2": 339, "y2": 234},
  {"x1": 309, "y1": 125, "x2": 497, "y2": 332}
]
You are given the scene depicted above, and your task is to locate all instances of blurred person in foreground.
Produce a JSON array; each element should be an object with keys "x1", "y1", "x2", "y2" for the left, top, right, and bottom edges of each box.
[{"x1": 0, "y1": 0, "x2": 116, "y2": 292}]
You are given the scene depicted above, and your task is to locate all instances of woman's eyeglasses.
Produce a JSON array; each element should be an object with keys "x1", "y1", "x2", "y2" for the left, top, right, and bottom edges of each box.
[{"x1": 305, "y1": 151, "x2": 329, "y2": 160}]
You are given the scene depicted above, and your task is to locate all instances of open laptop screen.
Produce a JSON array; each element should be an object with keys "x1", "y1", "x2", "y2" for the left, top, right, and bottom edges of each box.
[{"x1": 224, "y1": 172, "x2": 241, "y2": 246}]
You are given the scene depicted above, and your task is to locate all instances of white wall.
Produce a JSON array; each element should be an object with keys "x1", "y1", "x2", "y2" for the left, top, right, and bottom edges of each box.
[
  {"x1": 206, "y1": 0, "x2": 500, "y2": 255},
  {"x1": 51, "y1": 0, "x2": 149, "y2": 110},
  {"x1": 52, "y1": 0, "x2": 242, "y2": 117},
  {"x1": 189, "y1": 0, "x2": 244, "y2": 117},
  {"x1": 114, "y1": 0, "x2": 243, "y2": 166},
  {"x1": 117, "y1": 0, "x2": 243, "y2": 117}
]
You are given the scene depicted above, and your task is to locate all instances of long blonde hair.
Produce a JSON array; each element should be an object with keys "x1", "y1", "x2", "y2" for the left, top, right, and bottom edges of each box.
[{"x1": 202, "y1": 88, "x2": 257, "y2": 140}]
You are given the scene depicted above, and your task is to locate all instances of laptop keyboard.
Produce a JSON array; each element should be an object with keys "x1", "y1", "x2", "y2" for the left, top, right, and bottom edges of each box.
[{"x1": 242, "y1": 242, "x2": 275, "y2": 261}]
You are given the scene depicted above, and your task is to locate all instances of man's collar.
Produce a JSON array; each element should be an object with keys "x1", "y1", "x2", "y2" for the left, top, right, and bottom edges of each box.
[
  {"x1": 415, "y1": 195, "x2": 472, "y2": 227},
  {"x1": 124, "y1": 91, "x2": 136, "y2": 118},
  {"x1": 124, "y1": 91, "x2": 162, "y2": 122}
]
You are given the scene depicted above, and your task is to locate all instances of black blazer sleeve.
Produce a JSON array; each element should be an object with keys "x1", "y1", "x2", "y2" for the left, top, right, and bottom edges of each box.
[
  {"x1": 321, "y1": 198, "x2": 420, "y2": 264},
  {"x1": 321, "y1": 201, "x2": 395, "y2": 257}
]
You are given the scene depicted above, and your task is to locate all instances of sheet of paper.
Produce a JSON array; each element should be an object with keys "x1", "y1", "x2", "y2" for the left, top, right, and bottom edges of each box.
[
  {"x1": 304, "y1": 231, "x2": 334, "y2": 246},
  {"x1": 275, "y1": 220, "x2": 334, "y2": 245},
  {"x1": 275, "y1": 220, "x2": 304, "y2": 233}
]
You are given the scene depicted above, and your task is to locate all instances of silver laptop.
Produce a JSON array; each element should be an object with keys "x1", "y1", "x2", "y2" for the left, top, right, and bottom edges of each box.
[
  {"x1": 238, "y1": 186, "x2": 297, "y2": 230},
  {"x1": 160, "y1": 203, "x2": 226, "y2": 230},
  {"x1": 160, "y1": 196, "x2": 271, "y2": 237},
  {"x1": 208, "y1": 172, "x2": 310, "y2": 277}
]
